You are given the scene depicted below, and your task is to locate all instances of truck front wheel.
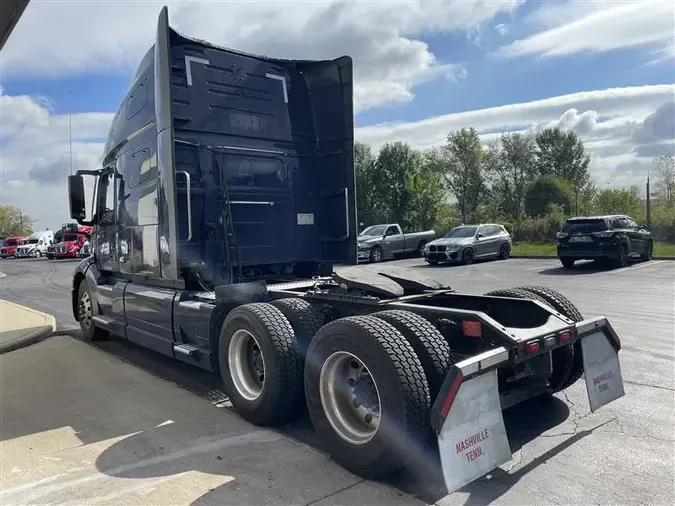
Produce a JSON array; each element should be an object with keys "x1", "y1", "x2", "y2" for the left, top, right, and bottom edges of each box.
[
  {"x1": 77, "y1": 281, "x2": 108, "y2": 342},
  {"x1": 304, "y1": 316, "x2": 430, "y2": 479},
  {"x1": 219, "y1": 303, "x2": 304, "y2": 426}
]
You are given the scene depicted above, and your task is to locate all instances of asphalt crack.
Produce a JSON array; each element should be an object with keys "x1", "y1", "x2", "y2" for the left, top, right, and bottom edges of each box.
[
  {"x1": 302, "y1": 479, "x2": 366, "y2": 506},
  {"x1": 625, "y1": 380, "x2": 675, "y2": 392}
]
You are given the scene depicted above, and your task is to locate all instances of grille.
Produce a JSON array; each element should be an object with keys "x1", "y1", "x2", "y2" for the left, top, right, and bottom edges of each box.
[
  {"x1": 436, "y1": 245, "x2": 447, "y2": 252},
  {"x1": 57, "y1": 245, "x2": 67, "y2": 254}
]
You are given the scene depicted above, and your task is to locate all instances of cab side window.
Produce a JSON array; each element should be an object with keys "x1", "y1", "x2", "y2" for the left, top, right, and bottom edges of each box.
[
  {"x1": 385, "y1": 226, "x2": 399, "y2": 236},
  {"x1": 97, "y1": 171, "x2": 116, "y2": 226}
]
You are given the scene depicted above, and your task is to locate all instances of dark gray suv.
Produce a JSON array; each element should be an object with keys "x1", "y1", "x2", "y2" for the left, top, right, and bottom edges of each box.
[{"x1": 556, "y1": 215, "x2": 653, "y2": 268}]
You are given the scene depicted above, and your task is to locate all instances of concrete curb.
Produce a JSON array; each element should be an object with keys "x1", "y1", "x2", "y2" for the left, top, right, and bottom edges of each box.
[
  {"x1": 0, "y1": 300, "x2": 57, "y2": 354},
  {"x1": 511, "y1": 254, "x2": 675, "y2": 260},
  {"x1": 0, "y1": 325, "x2": 56, "y2": 354}
]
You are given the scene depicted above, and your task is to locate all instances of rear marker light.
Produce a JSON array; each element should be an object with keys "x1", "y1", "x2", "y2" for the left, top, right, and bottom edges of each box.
[
  {"x1": 559, "y1": 331, "x2": 571, "y2": 343},
  {"x1": 525, "y1": 341, "x2": 540, "y2": 353},
  {"x1": 462, "y1": 320, "x2": 482, "y2": 338},
  {"x1": 543, "y1": 335, "x2": 557, "y2": 347}
]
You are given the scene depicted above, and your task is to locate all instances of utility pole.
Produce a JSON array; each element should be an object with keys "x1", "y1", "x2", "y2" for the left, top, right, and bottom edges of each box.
[
  {"x1": 69, "y1": 89, "x2": 73, "y2": 175},
  {"x1": 646, "y1": 174, "x2": 651, "y2": 230}
]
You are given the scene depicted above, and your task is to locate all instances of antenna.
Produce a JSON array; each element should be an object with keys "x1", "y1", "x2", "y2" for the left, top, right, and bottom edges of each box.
[{"x1": 69, "y1": 88, "x2": 73, "y2": 175}]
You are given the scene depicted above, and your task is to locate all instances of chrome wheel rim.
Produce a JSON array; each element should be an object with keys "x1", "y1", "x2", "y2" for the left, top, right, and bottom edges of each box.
[
  {"x1": 228, "y1": 329, "x2": 266, "y2": 401},
  {"x1": 79, "y1": 291, "x2": 92, "y2": 329},
  {"x1": 319, "y1": 351, "x2": 381, "y2": 445},
  {"x1": 372, "y1": 249, "x2": 382, "y2": 262}
]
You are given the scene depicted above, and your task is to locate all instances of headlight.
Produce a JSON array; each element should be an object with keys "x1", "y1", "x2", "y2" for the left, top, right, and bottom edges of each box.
[{"x1": 358, "y1": 243, "x2": 369, "y2": 250}]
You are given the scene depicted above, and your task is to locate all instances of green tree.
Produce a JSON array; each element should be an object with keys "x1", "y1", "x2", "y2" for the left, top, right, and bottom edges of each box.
[
  {"x1": 374, "y1": 141, "x2": 423, "y2": 225},
  {"x1": 403, "y1": 154, "x2": 454, "y2": 231},
  {"x1": 534, "y1": 127, "x2": 591, "y2": 207},
  {"x1": 524, "y1": 176, "x2": 574, "y2": 217},
  {"x1": 653, "y1": 151, "x2": 675, "y2": 206},
  {"x1": 0, "y1": 204, "x2": 34, "y2": 237},
  {"x1": 594, "y1": 187, "x2": 643, "y2": 216},
  {"x1": 354, "y1": 141, "x2": 381, "y2": 226},
  {"x1": 441, "y1": 128, "x2": 485, "y2": 223},
  {"x1": 487, "y1": 133, "x2": 537, "y2": 239}
]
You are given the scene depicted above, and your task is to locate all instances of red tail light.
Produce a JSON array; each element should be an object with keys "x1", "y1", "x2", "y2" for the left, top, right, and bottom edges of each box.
[
  {"x1": 559, "y1": 331, "x2": 571, "y2": 343},
  {"x1": 525, "y1": 341, "x2": 540, "y2": 353}
]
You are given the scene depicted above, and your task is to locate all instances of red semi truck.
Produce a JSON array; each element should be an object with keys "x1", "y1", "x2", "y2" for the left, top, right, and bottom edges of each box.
[
  {"x1": 54, "y1": 225, "x2": 93, "y2": 260},
  {"x1": 0, "y1": 236, "x2": 27, "y2": 258}
]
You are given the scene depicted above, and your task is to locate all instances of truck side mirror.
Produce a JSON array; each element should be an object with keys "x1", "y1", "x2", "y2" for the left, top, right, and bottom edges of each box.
[{"x1": 68, "y1": 175, "x2": 87, "y2": 222}]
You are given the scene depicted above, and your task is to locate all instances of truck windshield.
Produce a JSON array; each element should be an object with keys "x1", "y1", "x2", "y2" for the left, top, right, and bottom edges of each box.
[
  {"x1": 7, "y1": 239, "x2": 18, "y2": 246},
  {"x1": 360, "y1": 225, "x2": 387, "y2": 237},
  {"x1": 444, "y1": 226, "x2": 477, "y2": 238},
  {"x1": 562, "y1": 219, "x2": 607, "y2": 234},
  {"x1": 63, "y1": 234, "x2": 79, "y2": 242},
  {"x1": 26, "y1": 239, "x2": 39, "y2": 244}
]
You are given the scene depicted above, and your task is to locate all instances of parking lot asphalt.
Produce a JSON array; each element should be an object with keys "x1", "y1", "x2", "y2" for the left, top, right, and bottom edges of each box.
[{"x1": 0, "y1": 256, "x2": 673, "y2": 505}]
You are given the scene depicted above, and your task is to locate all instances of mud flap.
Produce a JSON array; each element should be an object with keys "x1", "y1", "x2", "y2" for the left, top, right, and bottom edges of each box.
[
  {"x1": 434, "y1": 348, "x2": 512, "y2": 494},
  {"x1": 579, "y1": 325, "x2": 625, "y2": 412}
]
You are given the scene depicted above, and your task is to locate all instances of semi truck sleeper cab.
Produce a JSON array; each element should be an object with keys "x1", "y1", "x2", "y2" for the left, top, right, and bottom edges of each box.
[{"x1": 68, "y1": 6, "x2": 626, "y2": 494}]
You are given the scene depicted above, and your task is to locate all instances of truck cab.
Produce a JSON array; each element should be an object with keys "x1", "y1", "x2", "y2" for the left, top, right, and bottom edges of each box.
[
  {"x1": 15, "y1": 230, "x2": 54, "y2": 258},
  {"x1": 67, "y1": 6, "x2": 355, "y2": 365},
  {"x1": 54, "y1": 230, "x2": 90, "y2": 259},
  {"x1": 0, "y1": 236, "x2": 26, "y2": 258}
]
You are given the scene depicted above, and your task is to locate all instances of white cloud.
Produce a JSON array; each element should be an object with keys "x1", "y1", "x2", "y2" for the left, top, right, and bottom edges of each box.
[
  {"x1": 356, "y1": 84, "x2": 675, "y2": 188},
  {"x1": 2, "y1": 85, "x2": 673, "y2": 229},
  {"x1": 2, "y1": 0, "x2": 521, "y2": 112},
  {"x1": 496, "y1": 0, "x2": 675, "y2": 61},
  {"x1": 0, "y1": 89, "x2": 111, "y2": 229}
]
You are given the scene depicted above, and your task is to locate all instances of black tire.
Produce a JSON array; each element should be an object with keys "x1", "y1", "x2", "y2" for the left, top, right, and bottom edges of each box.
[
  {"x1": 77, "y1": 281, "x2": 108, "y2": 342},
  {"x1": 304, "y1": 316, "x2": 430, "y2": 478},
  {"x1": 270, "y1": 297, "x2": 324, "y2": 357},
  {"x1": 370, "y1": 246, "x2": 384, "y2": 263},
  {"x1": 416, "y1": 241, "x2": 427, "y2": 257},
  {"x1": 371, "y1": 310, "x2": 452, "y2": 400},
  {"x1": 484, "y1": 287, "x2": 576, "y2": 394},
  {"x1": 219, "y1": 303, "x2": 304, "y2": 426},
  {"x1": 640, "y1": 241, "x2": 653, "y2": 262},
  {"x1": 515, "y1": 285, "x2": 585, "y2": 391},
  {"x1": 615, "y1": 244, "x2": 629, "y2": 268},
  {"x1": 560, "y1": 257, "x2": 575, "y2": 268},
  {"x1": 498, "y1": 243, "x2": 510, "y2": 260},
  {"x1": 461, "y1": 247, "x2": 475, "y2": 265}
]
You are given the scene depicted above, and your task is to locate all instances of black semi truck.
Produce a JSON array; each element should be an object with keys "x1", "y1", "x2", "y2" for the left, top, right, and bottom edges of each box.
[{"x1": 68, "y1": 6, "x2": 625, "y2": 493}]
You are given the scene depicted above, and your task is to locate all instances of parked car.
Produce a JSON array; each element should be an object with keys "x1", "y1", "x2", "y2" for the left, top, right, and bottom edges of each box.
[
  {"x1": 424, "y1": 223, "x2": 511, "y2": 265},
  {"x1": 556, "y1": 215, "x2": 653, "y2": 268},
  {"x1": 15, "y1": 230, "x2": 55, "y2": 258},
  {"x1": 357, "y1": 223, "x2": 435, "y2": 262}
]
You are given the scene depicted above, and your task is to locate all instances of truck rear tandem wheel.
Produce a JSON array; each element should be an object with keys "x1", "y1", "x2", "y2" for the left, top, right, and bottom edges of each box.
[
  {"x1": 304, "y1": 315, "x2": 431, "y2": 478},
  {"x1": 484, "y1": 287, "x2": 578, "y2": 393},
  {"x1": 218, "y1": 303, "x2": 305, "y2": 426}
]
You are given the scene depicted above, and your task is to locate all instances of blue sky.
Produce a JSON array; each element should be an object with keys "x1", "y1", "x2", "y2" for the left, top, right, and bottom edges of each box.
[{"x1": 1, "y1": 0, "x2": 673, "y2": 229}]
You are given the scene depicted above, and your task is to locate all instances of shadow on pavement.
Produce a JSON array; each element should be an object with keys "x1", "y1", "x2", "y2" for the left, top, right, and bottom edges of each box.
[
  {"x1": 538, "y1": 260, "x2": 615, "y2": 276},
  {"x1": 457, "y1": 417, "x2": 615, "y2": 506},
  {"x1": 2, "y1": 333, "x2": 583, "y2": 506}
]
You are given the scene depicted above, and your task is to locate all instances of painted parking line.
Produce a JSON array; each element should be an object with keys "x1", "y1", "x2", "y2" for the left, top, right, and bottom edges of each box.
[{"x1": 611, "y1": 260, "x2": 666, "y2": 274}]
